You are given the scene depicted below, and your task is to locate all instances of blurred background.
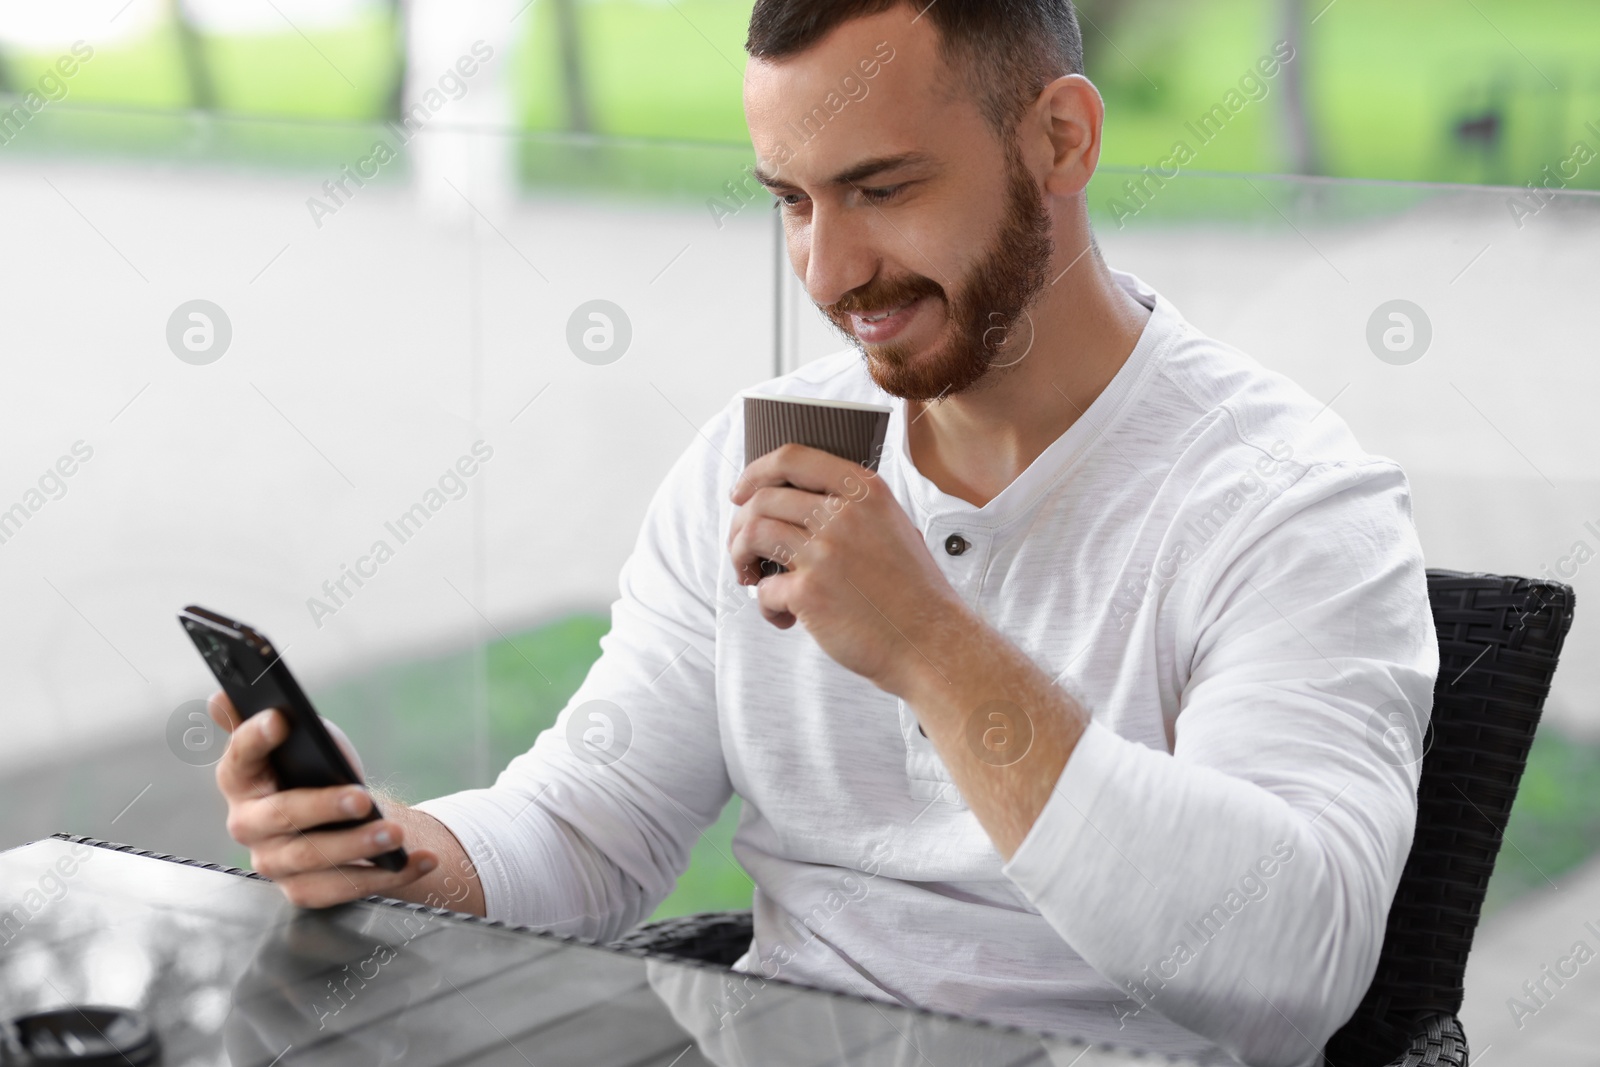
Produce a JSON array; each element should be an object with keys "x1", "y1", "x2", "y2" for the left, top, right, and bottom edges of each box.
[{"x1": 1, "y1": 0, "x2": 1597, "y2": 1052}]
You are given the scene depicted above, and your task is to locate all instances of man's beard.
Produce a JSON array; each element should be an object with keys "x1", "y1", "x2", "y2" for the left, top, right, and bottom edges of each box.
[{"x1": 821, "y1": 140, "x2": 1056, "y2": 402}]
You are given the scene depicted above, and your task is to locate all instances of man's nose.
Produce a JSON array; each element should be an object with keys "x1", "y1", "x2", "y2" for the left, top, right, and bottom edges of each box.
[{"x1": 802, "y1": 202, "x2": 879, "y2": 309}]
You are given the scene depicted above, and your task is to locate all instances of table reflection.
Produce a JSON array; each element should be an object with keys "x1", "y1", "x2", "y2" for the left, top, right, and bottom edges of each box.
[
  {"x1": 644, "y1": 960, "x2": 1130, "y2": 1067},
  {"x1": 3, "y1": 837, "x2": 1169, "y2": 1066},
  {"x1": 223, "y1": 910, "x2": 427, "y2": 1064}
]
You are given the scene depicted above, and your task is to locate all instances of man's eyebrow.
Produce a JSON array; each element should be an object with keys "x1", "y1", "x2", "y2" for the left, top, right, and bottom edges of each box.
[{"x1": 750, "y1": 151, "x2": 935, "y2": 191}]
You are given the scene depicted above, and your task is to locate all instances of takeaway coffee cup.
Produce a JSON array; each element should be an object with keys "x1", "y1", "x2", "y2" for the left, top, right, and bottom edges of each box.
[
  {"x1": 0, "y1": 1006, "x2": 160, "y2": 1065},
  {"x1": 743, "y1": 394, "x2": 893, "y2": 470},
  {"x1": 743, "y1": 394, "x2": 893, "y2": 576}
]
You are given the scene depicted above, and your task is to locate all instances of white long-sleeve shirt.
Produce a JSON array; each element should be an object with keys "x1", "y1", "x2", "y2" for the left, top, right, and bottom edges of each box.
[{"x1": 414, "y1": 269, "x2": 1437, "y2": 1067}]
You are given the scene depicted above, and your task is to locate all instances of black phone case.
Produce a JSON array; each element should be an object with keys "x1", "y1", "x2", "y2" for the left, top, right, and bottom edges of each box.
[{"x1": 178, "y1": 605, "x2": 408, "y2": 873}]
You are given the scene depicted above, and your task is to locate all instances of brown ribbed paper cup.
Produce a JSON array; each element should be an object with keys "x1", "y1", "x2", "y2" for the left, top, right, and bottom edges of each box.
[
  {"x1": 743, "y1": 394, "x2": 893, "y2": 577},
  {"x1": 743, "y1": 394, "x2": 892, "y2": 472}
]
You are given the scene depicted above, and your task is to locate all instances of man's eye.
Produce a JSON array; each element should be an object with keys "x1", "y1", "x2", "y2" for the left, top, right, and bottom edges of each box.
[
  {"x1": 772, "y1": 193, "x2": 807, "y2": 210},
  {"x1": 860, "y1": 186, "x2": 900, "y2": 204}
]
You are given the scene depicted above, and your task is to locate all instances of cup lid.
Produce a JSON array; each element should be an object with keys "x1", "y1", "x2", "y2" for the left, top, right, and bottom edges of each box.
[{"x1": 5, "y1": 1006, "x2": 160, "y2": 1066}]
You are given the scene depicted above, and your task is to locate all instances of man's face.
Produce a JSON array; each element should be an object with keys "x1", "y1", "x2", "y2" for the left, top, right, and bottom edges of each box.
[{"x1": 745, "y1": 8, "x2": 1056, "y2": 401}]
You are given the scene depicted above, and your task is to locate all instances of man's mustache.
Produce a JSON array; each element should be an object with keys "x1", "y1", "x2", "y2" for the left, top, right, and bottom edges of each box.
[{"x1": 829, "y1": 278, "x2": 943, "y2": 317}]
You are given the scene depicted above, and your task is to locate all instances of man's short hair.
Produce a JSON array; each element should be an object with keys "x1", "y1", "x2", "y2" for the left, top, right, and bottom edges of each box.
[{"x1": 745, "y1": 0, "x2": 1085, "y2": 142}]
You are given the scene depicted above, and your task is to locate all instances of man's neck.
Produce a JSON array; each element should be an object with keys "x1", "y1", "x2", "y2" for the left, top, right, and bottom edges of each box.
[{"x1": 904, "y1": 257, "x2": 1152, "y2": 509}]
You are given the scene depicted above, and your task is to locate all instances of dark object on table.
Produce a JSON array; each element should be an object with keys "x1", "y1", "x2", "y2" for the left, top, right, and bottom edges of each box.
[
  {"x1": 614, "y1": 570, "x2": 1577, "y2": 1067},
  {"x1": 609, "y1": 909, "x2": 756, "y2": 965},
  {"x1": 0, "y1": 1006, "x2": 160, "y2": 1066}
]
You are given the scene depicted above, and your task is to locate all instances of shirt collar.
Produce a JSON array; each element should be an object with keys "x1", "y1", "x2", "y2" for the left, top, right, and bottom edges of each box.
[{"x1": 880, "y1": 268, "x2": 1179, "y2": 529}]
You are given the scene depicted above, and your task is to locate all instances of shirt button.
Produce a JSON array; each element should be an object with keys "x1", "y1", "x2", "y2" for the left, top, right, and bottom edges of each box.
[{"x1": 944, "y1": 534, "x2": 970, "y2": 556}]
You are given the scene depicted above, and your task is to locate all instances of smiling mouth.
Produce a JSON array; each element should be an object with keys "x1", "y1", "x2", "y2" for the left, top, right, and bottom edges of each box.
[
  {"x1": 859, "y1": 302, "x2": 912, "y2": 323},
  {"x1": 846, "y1": 295, "x2": 932, "y2": 343}
]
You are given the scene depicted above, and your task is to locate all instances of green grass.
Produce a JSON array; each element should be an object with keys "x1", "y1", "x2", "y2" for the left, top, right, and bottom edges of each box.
[
  {"x1": 1301, "y1": 0, "x2": 1600, "y2": 188},
  {"x1": 1483, "y1": 725, "x2": 1600, "y2": 916},
  {"x1": 200, "y1": 17, "x2": 399, "y2": 118},
  {"x1": 5, "y1": 25, "x2": 192, "y2": 109},
  {"x1": 1086, "y1": 0, "x2": 1600, "y2": 188},
  {"x1": 3, "y1": 13, "x2": 398, "y2": 116},
  {"x1": 6, "y1": 0, "x2": 1600, "y2": 190},
  {"x1": 516, "y1": 0, "x2": 752, "y2": 142}
]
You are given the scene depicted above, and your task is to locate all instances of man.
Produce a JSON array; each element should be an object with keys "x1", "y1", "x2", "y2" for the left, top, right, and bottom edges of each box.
[{"x1": 209, "y1": 2, "x2": 1437, "y2": 1064}]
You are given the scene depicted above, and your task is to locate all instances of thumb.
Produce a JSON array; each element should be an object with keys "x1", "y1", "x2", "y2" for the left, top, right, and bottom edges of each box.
[{"x1": 207, "y1": 691, "x2": 243, "y2": 733}]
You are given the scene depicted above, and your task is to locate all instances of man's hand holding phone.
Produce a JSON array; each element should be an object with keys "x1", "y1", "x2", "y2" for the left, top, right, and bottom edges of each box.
[{"x1": 208, "y1": 692, "x2": 441, "y2": 908}]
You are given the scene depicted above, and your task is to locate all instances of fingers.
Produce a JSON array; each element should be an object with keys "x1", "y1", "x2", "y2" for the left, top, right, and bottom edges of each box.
[
  {"x1": 208, "y1": 690, "x2": 242, "y2": 733},
  {"x1": 728, "y1": 477, "x2": 870, "y2": 585},
  {"x1": 250, "y1": 814, "x2": 407, "y2": 879},
  {"x1": 729, "y1": 515, "x2": 809, "y2": 586},
  {"x1": 205, "y1": 697, "x2": 415, "y2": 910},
  {"x1": 215, "y1": 708, "x2": 287, "y2": 801},
  {"x1": 755, "y1": 572, "x2": 799, "y2": 630},
  {"x1": 728, "y1": 486, "x2": 845, "y2": 542},
  {"x1": 230, "y1": 784, "x2": 373, "y2": 842},
  {"x1": 273, "y1": 849, "x2": 441, "y2": 910},
  {"x1": 734, "y1": 443, "x2": 872, "y2": 502}
]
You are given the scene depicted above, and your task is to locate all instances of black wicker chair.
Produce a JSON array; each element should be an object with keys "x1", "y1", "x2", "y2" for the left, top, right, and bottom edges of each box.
[{"x1": 612, "y1": 571, "x2": 1576, "y2": 1067}]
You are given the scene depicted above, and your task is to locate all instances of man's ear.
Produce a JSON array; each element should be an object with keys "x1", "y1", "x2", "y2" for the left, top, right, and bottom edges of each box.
[{"x1": 1035, "y1": 74, "x2": 1104, "y2": 199}]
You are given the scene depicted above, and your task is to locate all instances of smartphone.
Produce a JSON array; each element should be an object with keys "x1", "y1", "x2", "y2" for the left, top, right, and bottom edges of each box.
[{"x1": 177, "y1": 605, "x2": 408, "y2": 873}]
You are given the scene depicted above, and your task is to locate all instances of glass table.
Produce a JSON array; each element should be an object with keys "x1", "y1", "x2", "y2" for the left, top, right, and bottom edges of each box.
[{"x1": 0, "y1": 836, "x2": 1178, "y2": 1066}]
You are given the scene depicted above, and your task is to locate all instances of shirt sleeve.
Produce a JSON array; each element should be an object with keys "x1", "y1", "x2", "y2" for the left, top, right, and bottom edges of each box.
[
  {"x1": 414, "y1": 404, "x2": 736, "y2": 942},
  {"x1": 1002, "y1": 459, "x2": 1438, "y2": 1067}
]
